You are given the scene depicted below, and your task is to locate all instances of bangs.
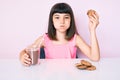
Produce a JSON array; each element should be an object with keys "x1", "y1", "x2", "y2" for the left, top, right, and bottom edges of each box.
[{"x1": 52, "y1": 3, "x2": 71, "y2": 14}]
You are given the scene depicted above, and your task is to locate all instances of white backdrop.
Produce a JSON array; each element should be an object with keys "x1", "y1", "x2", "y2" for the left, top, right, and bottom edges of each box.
[{"x1": 0, "y1": 0, "x2": 120, "y2": 59}]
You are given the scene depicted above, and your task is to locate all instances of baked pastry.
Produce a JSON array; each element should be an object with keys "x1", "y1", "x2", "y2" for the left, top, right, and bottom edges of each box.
[
  {"x1": 86, "y1": 65, "x2": 96, "y2": 71},
  {"x1": 75, "y1": 59, "x2": 96, "y2": 71},
  {"x1": 81, "y1": 60, "x2": 92, "y2": 66},
  {"x1": 75, "y1": 63, "x2": 82, "y2": 67},
  {"x1": 87, "y1": 9, "x2": 96, "y2": 17},
  {"x1": 77, "y1": 65, "x2": 87, "y2": 70}
]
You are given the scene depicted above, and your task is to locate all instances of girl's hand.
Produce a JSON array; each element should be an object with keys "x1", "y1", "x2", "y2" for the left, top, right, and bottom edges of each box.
[
  {"x1": 87, "y1": 10, "x2": 99, "y2": 30},
  {"x1": 20, "y1": 50, "x2": 32, "y2": 66}
]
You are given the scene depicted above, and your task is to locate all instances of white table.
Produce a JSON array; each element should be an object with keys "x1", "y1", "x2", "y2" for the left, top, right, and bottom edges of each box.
[{"x1": 0, "y1": 58, "x2": 120, "y2": 80}]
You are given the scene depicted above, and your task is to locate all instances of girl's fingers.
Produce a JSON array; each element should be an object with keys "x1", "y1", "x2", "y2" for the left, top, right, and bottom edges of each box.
[
  {"x1": 24, "y1": 54, "x2": 31, "y2": 61},
  {"x1": 92, "y1": 14, "x2": 99, "y2": 21},
  {"x1": 24, "y1": 58, "x2": 31, "y2": 64},
  {"x1": 95, "y1": 11, "x2": 99, "y2": 19},
  {"x1": 24, "y1": 53, "x2": 29, "y2": 58},
  {"x1": 22, "y1": 53, "x2": 32, "y2": 66},
  {"x1": 23, "y1": 62, "x2": 31, "y2": 67},
  {"x1": 89, "y1": 15, "x2": 99, "y2": 24}
]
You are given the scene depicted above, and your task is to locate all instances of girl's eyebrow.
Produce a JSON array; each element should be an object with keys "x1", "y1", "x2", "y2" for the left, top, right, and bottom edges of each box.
[
  {"x1": 54, "y1": 14, "x2": 59, "y2": 16},
  {"x1": 64, "y1": 14, "x2": 70, "y2": 16}
]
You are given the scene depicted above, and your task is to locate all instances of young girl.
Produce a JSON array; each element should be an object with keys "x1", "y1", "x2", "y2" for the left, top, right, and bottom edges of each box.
[{"x1": 19, "y1": 3, "x2": 100, "y2": 66}]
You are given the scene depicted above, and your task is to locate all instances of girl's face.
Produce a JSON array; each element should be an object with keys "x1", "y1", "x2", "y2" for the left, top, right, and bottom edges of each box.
[{"x1": 52, "y1": 13, "x2": 71, "y2": 33}]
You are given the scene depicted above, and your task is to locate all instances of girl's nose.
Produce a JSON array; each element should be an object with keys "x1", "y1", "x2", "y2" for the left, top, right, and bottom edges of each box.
[{"x1": 60, "y1": 18, "x2": 65, "y2": 24}]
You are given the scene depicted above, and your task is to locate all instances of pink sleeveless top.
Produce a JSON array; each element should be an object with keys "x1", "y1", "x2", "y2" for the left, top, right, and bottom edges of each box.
[{"x1": 43, "y1": 34, "x2": 77, "y2": 59}]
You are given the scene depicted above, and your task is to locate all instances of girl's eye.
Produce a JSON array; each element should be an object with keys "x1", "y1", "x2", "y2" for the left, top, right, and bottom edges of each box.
[
  {"x1": 55, "y1": 17, "x2": 59, "y2": 19},
  {"x1": 65, "y1": 16, "x2": 70, "y2": 19}
]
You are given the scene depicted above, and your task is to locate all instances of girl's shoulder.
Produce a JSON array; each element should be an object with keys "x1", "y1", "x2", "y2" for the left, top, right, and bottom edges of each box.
[
  {"x1": 72, "y1": 34, "x2": 81, "y2": 41},
  {"x1": 75, "y1": 34, "x2": 83, "y2": 40}
]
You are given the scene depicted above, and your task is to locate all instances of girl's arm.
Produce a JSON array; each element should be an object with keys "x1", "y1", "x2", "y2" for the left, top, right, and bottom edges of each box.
[
  {"x1": 76, "y1": 10, "x2": 100, "y2": 61},
  {"x1": 19, "y1": 36, "x2": 44, "y2": 66},
  {"x1": 32, "y1": 36, "x2": 44, "y2": 48}
]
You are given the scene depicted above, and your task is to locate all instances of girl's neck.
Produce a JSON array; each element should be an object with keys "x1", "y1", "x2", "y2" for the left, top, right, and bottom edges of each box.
[
  {"x1": 56, "y1": 32, "x2": 66, "y2": 41},
  {"x1": 52, "y1": 32, "x2": 68, "y2": 45}
]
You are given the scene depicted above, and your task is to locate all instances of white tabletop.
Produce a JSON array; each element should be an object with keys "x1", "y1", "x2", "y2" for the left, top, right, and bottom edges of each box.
[{"x1": 0, "y1": 58, "x2": 120, "y2": 80}]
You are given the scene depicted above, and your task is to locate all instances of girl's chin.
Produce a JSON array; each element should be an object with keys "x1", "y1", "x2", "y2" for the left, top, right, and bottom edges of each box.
[{"x1": 57, "y1": 30, "x2": 67, "y2": 33}]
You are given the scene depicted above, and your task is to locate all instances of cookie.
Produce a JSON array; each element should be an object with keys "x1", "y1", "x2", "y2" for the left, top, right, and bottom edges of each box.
[
  {"x1": 76, "y1": 64, "x2": 87, "y2": 70},
  {"x1": 75, "y1": 63, "x2": 82, "y2": 67},
  {"x1": 87, "y1": 9, "x2": 95, "y2": 17},
  {"x1": 75, "y1": 59, "x2": 96, "y2": 71},
  {"x1": 86, "y1": 65, "x2": 96, "y2": 71},
  {"x1": 81, "y1": 60, "x2": 92, "y2": 67}
]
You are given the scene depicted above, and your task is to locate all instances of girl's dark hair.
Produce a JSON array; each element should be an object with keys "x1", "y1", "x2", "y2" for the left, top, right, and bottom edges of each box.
[{"x1": 48, "y1": 3, "x2": 78, "y2": 40}]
